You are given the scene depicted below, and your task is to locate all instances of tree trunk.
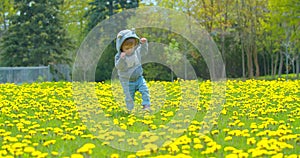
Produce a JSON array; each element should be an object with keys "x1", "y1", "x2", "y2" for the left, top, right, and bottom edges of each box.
[
  {"x1": 291, "y1": 58, "x2": 295, "y2": 74},
  {"x1": 262, "y1": 53, "x2": 266, "y2": 76},
  {"x1": 236, "y1": 0, "x2": 246, "y2": 79},
  {"x1": 271, "y1": 54, "x2": 274, "y2": 78},
  {"x1": 242, "y1": 41, "x2": 246, "y2": 79},
  {"x1": 247, "y1": 45, "x2": 254, "y2": 78},
  {"x1": 296, "y1": 55, "x2": 299, "y2": 79},
  {"x1": 278, "y1": 52, "x2": 284, "y2": 78},
  {"x1": 285, "y1": 52, "x2": 289, "y2": 80},
  {"x1": 253, "y1": 45, "x2": 260, "y2": 77},
  {"x1": 219, "y1": 0, "x2": 228, "y2": 66},
  {"x1": 274, "y1": 53, "x2": 279, "y2": 78},
  {"x1": 265, "y1": 53, "x2": 270, "y2": 76},
  {"x1": 252, "y1": 0, "x2": 259, "y2": 78},
  {"x1": 221, "y1": 33, "x2": 226, "y2": 66},
  {"x1": 186, "y1": 2, "x2": 192, "y2": 80},
  {"x1": 171, "y1": 65, "x2": 174, "y2": 82}
]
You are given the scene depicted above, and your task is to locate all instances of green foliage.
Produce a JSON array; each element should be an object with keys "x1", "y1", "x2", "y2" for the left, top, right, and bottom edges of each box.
[
  {"x1": 0, "y1": 0, "x2": 15, "y2": 32},
  {"x1": 84, "y1": 0, "x2": 139, "y2": 34},
  {"x1": 143, "y1": 63, "x2": 173, "y2": 81},
  {"x1": 163, "y1": 38, "x2": 182, "y2": 81},
  {"x1": 163, "y1": 38, "x2": 181, "y2": 65},
  {"x1": 84, "y1": 0, "x2": 140, "y2": 81},
  {"x1": 59, "y1": 0, "x2": 93, "y2": 49},
  {"x1": 0, "y1": 0, "x2": 74, "y2": 67},
  {"x1": 95, "y1": 44, "x2": 115, "y2": 82},
  {"x1": 0, "y1": 0, "x2": 299, "y2": 80}
]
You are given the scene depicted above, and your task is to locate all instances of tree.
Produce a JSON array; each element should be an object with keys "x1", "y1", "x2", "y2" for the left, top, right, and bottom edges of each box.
[
  {"x1": 0, "y1": 0, "x2": 74, "y2": 67},
  {"x1": 0, "y1": 0, "x2": 15, "y2": 34},
  {"x1": 85, "y1": 0, "x2": 139, "y2": 33},
  {"x1": 84, "y1": 0, "x2": 140, "y2": 81},
  {"x1": 164, "y1": 38, "x2": 182, "y2": 81},
  {"x1": 60, "y1": 0, "x2": 93, "y2": 48},
  {"x1": 265, "y1": 0, "x2": 300, "y2": 79},
  {"x1": 156, "y1": 0, "x2": 207, "y2": 79}
]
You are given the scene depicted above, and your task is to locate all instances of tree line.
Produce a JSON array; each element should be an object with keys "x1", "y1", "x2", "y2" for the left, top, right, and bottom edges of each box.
[{"x1": 0, "y1": 0, "x2": 299, "y2": 81}]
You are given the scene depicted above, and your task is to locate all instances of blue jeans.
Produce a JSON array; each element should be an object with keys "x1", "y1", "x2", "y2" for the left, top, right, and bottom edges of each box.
[{"x1": 120, "y1": 76, "x2": 150, "y2": 110}]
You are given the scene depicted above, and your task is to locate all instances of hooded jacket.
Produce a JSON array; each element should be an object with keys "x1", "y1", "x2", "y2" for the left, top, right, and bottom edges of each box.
[{"x1": 115, "y1": 28, "x2": 148, "y2": 81}]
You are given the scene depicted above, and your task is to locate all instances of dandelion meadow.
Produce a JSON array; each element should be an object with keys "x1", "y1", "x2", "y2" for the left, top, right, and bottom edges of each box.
[{"x1": 0, "y1": 79, "x2": 299, "y2": 158}]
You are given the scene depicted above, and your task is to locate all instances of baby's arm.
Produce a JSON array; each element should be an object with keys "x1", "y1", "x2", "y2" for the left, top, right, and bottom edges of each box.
[
  {"x1": 115, "y1": 53, "x2": 127, "y2": 70},
  {"x1": 138, "y1": 38, "x2": 148, "y2": 55}
]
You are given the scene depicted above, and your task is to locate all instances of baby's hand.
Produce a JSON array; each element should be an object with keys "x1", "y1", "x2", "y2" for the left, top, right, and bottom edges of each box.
[
  {"x1": 120, "y1": 52, "x2": 126, "y2": 58},
  {"x1": 140, "y1": 38, "x2": 147, "y2": 44}
]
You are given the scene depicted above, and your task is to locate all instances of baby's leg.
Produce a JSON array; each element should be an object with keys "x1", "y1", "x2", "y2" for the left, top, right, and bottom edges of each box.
[
  {"x1": 137, "y1": 77, "x2": 150, "y2": 106},
  {"x1": 121, "y1": 81, "x2": 135, "y2": 110}
]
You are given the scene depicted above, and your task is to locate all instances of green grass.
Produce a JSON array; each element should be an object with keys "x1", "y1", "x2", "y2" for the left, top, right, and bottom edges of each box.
[{"x1": 0, "y1": 79, "x2": 299, "y2": 157}]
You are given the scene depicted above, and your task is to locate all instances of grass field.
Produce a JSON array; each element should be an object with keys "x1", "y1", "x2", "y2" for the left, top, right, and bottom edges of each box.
[{"x1": 0, "y1": 79, "x2": 299, "y2": 158}]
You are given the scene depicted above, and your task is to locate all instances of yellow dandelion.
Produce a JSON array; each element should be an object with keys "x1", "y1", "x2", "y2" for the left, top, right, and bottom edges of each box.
[
  {"x1": 271, "y1": 153, "x2": 283, "y2": 158},
  {"x1": 113, "y1": 119, "x2": 119, "y2": 125},
  {"x1": 120, "y1": 123, "x2": 127, "y2": 130},
  {"x1": 144, "y1": 143, "x2": 158, "y2": 152},
  {"x1": 43, "y1": 140, "x2": 56, "y2": 147},
  {"x1": 223, "y1": 128, "x2": 230, "y2": 132},
  {"x1": 127, "y1": 154, "x2": 136, "y2": 158},
  {"x1": 31, "y1": 151, "x2": 42, "y2": 157},
  {"x1": 247, "y1": 137, "x2": 256, "y2": 145},
  {"x1": 38, "y1": 153, "x2": 48, "y2": 158},
  {"x1": 28, "y1": 130, "x2": 37, "y2": 135},
  {"x1": 285, "y1": 154, "x2": 298, "y2": 158},
  {"x1": 32, "y1": 143, "x2": 39, "y2": 147},
  {"x1": 110, "y1": 153, "x2": 119, "y2": 158},
  {"x1": 84, "y1": 143, "x2": 96, "y2": 149},
  {"x1": 51, "y1": 151, "x2": 59, "y2": 156},
  {"x1": 101, "y1": 141, "x2": 110, "y2": 146},
  {"x1": 168, "y1": 144, "x2": 180, "y2": 154},
  {"x1": 150, "y1": 124, "x2": 157, "y2": 130},
  {"x1": 225, "y1": 154, "x2": 238, "y2": 158},
  {"x1": 24, "y1": 146, "x2": 35, "y2": 153},
  {"x1": 224, "y1": 146, "x2": 236, "y2": 152},
  {"x1": 136, "y1": 149, "x2": 151, "y2": 157},
  {"x1": 11, "y1": 142, "x2": 26, "y2": 149},
  {"x1": 5, "y1": 136, "x2": 18, "y2": 142},
  {"x1": 182, "y1": 149, "x2": 190, "y2": 155},
  {"x1": 71, "y1": 154, "x2": 84, "y2": 158},
  {"x1": 211, "y1": 130, "x2": 219, "y2": 135},
  {"x1": 15, "y1": 151, "x2": 24, "y2": 156},
  {"x1": 237, "y1": 122, "x2": 245, "y2": 127},
  {"x1": 118, "y1": 138, "x2": 125, "y2": 142},
  {"x1": 77, "y1": 147, "x2": 89, "y2": 154},
  {"x1": 224, "y1": 136, "x2": 232, "y2": 141},
  {"x1": 193, "y1": 138, "x2": 201, "y2": 144},
  {"x1": 176, "y1": 154, "x2": 192, "y2": 158},
  {"x1": 161, "y1": 117, "x2": 168, "y2": 121},
  {"x1": 188, "y1": 125, "x2": 199, "y2": 132},
  {"x1": 239, "y1": 152, "x2": 249, "y2": 158}
]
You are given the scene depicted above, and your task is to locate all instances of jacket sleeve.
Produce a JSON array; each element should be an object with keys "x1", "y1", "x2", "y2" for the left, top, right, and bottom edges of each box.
[
  {"x1": 115, "y1": 53, "x2": 127, "y2": 70},
  {"x1": 137, "y1": 42, "x2": 148, "y2": 56}
]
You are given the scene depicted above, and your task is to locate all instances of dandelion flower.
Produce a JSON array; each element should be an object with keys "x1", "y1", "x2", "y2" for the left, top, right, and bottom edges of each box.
[
  {"x1": 71, "y1": 154, "x2": 84, "y2": 158},
  {"x1": 51, "y1": 151, "x2": 59, "y2": 156},
  {"x1": 24, "y1": 147, "x2": 35, "y2": 153},
  {"x1": 224, "y1": 136, "x2": 232, "y2": 141},
  {"x1": 110, "y1": 153, "x2": 119, "y2": 158}
]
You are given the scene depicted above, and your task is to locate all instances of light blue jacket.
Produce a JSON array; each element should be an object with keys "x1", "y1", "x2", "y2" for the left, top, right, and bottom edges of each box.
[{"x1": 115, "y1": 29, "x2": 148, "y2": 81}]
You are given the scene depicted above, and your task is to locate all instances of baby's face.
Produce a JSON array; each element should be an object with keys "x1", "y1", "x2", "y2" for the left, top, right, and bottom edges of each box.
[
  {"x1": 121, "y1": 38, "x2": 137, "y2": 55},
  {"x1": 121, "y1": 44, "x2": 135, "y2": 55}
]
